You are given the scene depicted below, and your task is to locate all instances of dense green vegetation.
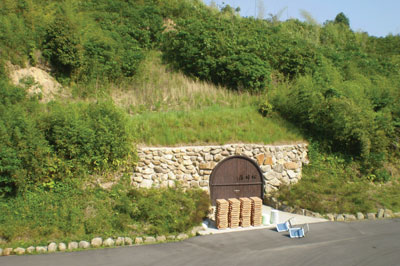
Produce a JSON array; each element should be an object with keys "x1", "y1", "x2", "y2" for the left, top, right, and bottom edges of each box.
[
  {"x1": 1, "y1": 0, "x2": 400, "y2": 246},
  {"x1": 161, "y1": 6, "x2": 400, "y2": 178},
  {"x1": 0, "y1": 178, "x2": 209, "y2": 248},
  {"x1": 0, "y1": 82, "x2": 135, "y2": 196},
  {"x1": 275, "y1": 144, "x2": 400, "y2": 214}
]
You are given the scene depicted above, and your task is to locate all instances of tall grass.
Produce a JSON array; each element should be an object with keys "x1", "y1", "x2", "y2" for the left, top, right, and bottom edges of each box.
[
  {"x1": 109, "y1": 52, "x2": 305, "y2": 146},
  {"x1": 275, "y1": 144, "x2": 400, "y2": 214},
  {"x1": 0, "y1": 178, "x2": 210, "y2": 248},
  {"x1": 112, "y1": 51, "x2": 258, "y2": 113},
  {"x1": 131, "y1": 105, "x2": 304, "y2": 146}
]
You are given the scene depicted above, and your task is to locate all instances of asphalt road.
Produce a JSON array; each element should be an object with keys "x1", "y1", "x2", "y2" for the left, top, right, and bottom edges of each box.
[{"x1": 2, "y1": 219, "x2": 400, "y2": 266}]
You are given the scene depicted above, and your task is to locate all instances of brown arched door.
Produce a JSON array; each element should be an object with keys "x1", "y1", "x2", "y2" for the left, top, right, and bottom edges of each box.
[{"x1": 209, "y1": 155, "x2": 264, "y2": 205}]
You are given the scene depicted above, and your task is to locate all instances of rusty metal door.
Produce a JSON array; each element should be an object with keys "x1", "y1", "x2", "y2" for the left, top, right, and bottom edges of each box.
[{"x1": 209, "y1": 155, "x2": 263, "y2": 205}]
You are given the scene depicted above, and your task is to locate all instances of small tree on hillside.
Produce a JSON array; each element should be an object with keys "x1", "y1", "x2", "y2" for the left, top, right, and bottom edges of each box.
[{"x1": 334, "y1": 12, "x2": 350, "y2": 27}]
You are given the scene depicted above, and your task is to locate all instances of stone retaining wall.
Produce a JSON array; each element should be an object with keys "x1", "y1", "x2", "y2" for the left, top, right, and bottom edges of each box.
[{"x1": 131, "y1": 143, "x2": 308, "y2": 195}]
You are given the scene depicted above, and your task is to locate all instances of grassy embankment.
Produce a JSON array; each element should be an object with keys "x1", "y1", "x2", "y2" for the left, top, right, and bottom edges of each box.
[
  {"x1": 2, "y1": 50, "x2": 400, "y2": 250},
  {"x1": 276, "y1": 144, "x2": 400, "y2": 214},
  {"x1": 2, "y1": 51, "x2": 400, "y2": 250},
  {"x1": 114, "y1": 52, "x2": 304, "y2": 146},
  {"x1": 0, "y1": 52, "x2": 303, "y2": 249},
  {"x1": 127, "y1": 53, "x2": 400, "y2": 215},
  {"x1": 116, "y1": 52, "x2": 400, "y2": 215},
  {"x1": 2, "y1": 0, "x2": 400, "y2": 251},
  {"x1": 0, "y1": 179, "x2": 209, "y2": 249}
]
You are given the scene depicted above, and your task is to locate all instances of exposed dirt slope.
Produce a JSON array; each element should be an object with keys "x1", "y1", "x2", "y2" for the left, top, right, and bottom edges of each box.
[{"x1": 8, "y1": 63, "x2": 69, "y2": 102}]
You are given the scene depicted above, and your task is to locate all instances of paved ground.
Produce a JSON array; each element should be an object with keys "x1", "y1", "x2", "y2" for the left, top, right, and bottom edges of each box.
[
  {"x1": 2, "y1": 218, "x2": 400, "y2": 266},
  {"x1": 199, "y1": 205, "x2": 327, "y2": 235}
]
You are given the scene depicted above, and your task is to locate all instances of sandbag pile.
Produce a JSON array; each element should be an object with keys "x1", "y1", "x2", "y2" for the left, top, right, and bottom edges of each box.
[
  {"x1": 216, "y1": 199, "x2": 229, "y2": 229},
  {"x1": 250, "y1": 197, "x2": 263, "y2": 226},
  {"x1": 228, "y1": 198, "x2": 240, "y2": 228},
  {"x1": 239, "y1": 197, "x2": 252, "y2": 227}
]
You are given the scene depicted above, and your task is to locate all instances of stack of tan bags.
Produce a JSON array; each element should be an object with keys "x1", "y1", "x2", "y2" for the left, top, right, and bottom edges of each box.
[
  {"x1": 228, "y1": 198, "x2": 240, "y2": 228},
  {"x1": 216, "y1": 199, "x2": 229, "y2": 229},
  {"x1": 250, "y1": 197, "x2": 263, "y2": 226},
  {"x1": 239, "y1": 197, "x2": 252, "y2": 227}
]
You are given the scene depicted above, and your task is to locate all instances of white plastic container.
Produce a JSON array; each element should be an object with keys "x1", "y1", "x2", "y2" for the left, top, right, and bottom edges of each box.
[{"x1": 270, "y1": 210, "x2": 279, "y2": 224}]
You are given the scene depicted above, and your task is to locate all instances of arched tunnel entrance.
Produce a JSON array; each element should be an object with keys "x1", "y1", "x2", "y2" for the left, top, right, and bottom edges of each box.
[{"x1": 209, "y1": 155, "x2": 264, "y2": 205}]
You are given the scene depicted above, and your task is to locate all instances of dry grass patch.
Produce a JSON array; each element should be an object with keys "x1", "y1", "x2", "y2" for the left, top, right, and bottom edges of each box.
[{"x1": 112, "y1": 51, "x2": 257, "y2": 113}]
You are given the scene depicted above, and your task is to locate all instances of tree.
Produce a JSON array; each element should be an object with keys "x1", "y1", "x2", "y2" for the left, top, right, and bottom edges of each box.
[
  {"x1": 334, "y1": 12, "x2": 350, "y2": 27},
  {"x1": 43, "y1": 14, "x2": 82, "y2": 76}
]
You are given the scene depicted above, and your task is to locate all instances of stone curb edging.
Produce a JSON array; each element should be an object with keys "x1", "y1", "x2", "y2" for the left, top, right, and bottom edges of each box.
[
  {"x1": 268, "y1": 198, "x2": 400, "y2": 222},
  {"x1": 0, "y1": 233, "x2": 191, "y2": 257}
]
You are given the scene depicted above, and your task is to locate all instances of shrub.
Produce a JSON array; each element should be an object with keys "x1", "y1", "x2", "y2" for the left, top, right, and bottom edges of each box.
[
  {"x1": 0, "y1": 182, "x2": 211, "y2": 245},
  {"x1": 274, "y1": 143, "x2": 400, "y2": 214},
  {"x1": 41, "y1": 101, "x2": 135, "y2": 173},
  {"x1": 268, "y1": 34, "x2": 318, "y2": 79},
  {"x1": 0, "y1": 81, "x2": 136, "y2": 195},
  {"x1": 272, "y1": 74, "x2": 395, "y2": 173},
  {"x1": 218, "y1": 53, "x2": 271, "y2": 92},
  {"x1": 0, "y1": 83, "x2": 52, "y2": 195},
  {"x1": 162, "y1": 16, "x2": 271, "y2": 92},
  {"x1": 127, "y1": 187, "x2": 210, "y2": 235},
  {"x1": 42, "y1": 13, "x2": 83, "y2": 76},
  {"x1": 373, "y1": 168, "x2": 392, "y2": 183},
  {"x1": 258, "y1": 99, "x2": 273, "y2": 117}
]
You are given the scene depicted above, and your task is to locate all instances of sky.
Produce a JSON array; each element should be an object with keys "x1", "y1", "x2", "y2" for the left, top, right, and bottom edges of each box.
[{"x1": 203, "y1": 0, "x2": 400, "y2": 37}]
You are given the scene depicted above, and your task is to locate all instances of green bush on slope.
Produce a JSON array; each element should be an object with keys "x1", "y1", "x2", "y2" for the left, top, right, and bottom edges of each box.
[
  {"x1": 0, "y1": 179, "x2": 210, "y2": 246},
  {"x1": 274, "y1": 143, "x2": 400, "y2": 214},
  {"x1": 0, "y1": 82, "x2": 135, "y2": 196}
]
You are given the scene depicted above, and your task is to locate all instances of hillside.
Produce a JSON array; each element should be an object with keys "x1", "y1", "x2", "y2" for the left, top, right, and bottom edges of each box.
[{"x1": 0, "y1": 0, "x2": 400, "y2": 249}]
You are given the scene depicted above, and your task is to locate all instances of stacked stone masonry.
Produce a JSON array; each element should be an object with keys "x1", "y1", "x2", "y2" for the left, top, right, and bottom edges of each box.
[{"x1": 131, "y1": 143, "x2": 308, "y2": 195}]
